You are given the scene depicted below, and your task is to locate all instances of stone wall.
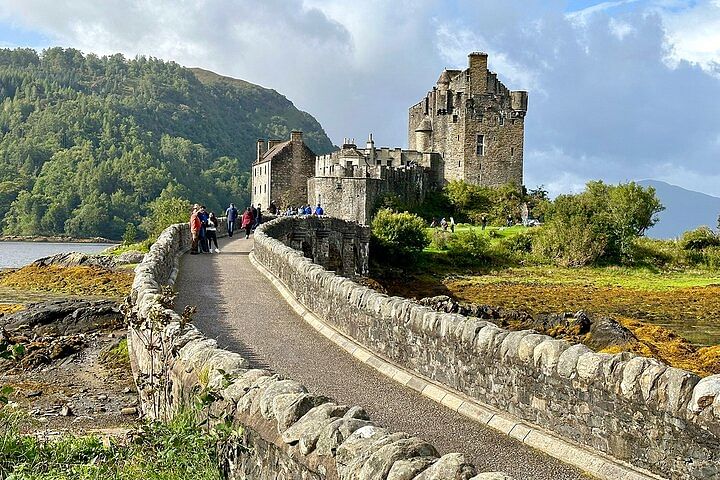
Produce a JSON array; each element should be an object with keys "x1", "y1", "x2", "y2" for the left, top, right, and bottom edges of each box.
[
  {"x1": 308, "y1": 166, "x2": 430, "y2": 225},
  {"x1": 260, "y1": 216, "x2": 370, "y2": 276},
  {"x1": 254, "y1": 217, "x2": 720, "y2": 480},
  {"x1": 126, "y1": 219, "x2": 509, "y2": 480}
]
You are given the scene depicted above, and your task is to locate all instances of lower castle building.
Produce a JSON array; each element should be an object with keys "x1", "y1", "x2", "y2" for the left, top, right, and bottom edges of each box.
[{"x1": 251, "y1": 52, "x2": 528, "y2": 224}]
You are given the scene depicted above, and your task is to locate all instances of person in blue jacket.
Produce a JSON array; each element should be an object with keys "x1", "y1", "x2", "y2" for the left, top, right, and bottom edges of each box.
[
  {"x1": 225, "y1": 203, "x2": 238, "y2": 237},
  {"x1": 314, "y1": 203, "x2": 324, "y2": 216}
]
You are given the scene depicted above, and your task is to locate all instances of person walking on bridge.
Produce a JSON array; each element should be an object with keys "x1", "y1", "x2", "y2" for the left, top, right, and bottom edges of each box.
[
  {"x1": 241, "y1": 207, "x2": 254, "y2": 239},
  {"x1": 225, "y1": 203, "x2": 238, "y2": 237},
  {"x1": 189, "y1": 204, "x2": 201, "y2": 254}
]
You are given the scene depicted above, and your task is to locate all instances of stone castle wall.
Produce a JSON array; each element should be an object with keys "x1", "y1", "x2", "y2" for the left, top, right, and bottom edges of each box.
[
  {"x1": 308, "y1": 166, "x2": 430, "y2": 225},
  {"x1": 126, "y1": 219, "x2": 509, "y2": 480},
  {"x1": 254, "y1": 217, "x2": 720, "y2": 480}
]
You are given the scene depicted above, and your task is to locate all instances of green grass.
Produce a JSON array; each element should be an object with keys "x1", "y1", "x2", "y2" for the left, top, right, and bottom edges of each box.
[
  {"x1": 0, "y1": 410, "x2": 224, "y2": 479},
  {"x1": 460, "y1": 265, "x2": 720, "y2": 291},
  {"x1": 108, "y1": 240, "x2": 153, "y2": 256},
  {"x1": 99, "y1": 338, "x2": 129, "y2": 370}
]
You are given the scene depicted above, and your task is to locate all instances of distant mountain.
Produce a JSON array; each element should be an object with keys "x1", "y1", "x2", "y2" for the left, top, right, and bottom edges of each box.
[
  {"x1": 639, "y1": 180, "x2": 720, "y2": 239},
  {"x1": 0, "y1": 47, "x2": 334, "y2": 239}
]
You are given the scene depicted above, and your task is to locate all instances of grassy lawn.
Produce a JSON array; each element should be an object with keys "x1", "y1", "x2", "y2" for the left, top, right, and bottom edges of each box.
[{"x1": 425, "y1": 224, "x2": 529, "y2": 253}]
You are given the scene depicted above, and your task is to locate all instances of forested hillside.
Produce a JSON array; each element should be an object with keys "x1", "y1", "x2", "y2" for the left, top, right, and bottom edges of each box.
[{"x1": 0, "y1": 47, "x2": 334, "y2": 239}]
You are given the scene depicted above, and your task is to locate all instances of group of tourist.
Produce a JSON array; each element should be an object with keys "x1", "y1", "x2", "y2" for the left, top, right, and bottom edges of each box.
[
  {"x1": 225, "y1": 203, "x2": 261, "y2": 240},
  {"x1": 189, "y1": 204, "x2": 221, "y2": 255},
  {"x1": 189, "y1": 200, "x2": 326, "y2": 254},
  {"x1": 189, "y1": 202, "x2": 263, "y2": 254},
  {"x1": 281, "y1": 204, "x2": 324, "y2": 216},
  {"x1": 430, "y1": 216, "x2": 456, "y2": 233}
]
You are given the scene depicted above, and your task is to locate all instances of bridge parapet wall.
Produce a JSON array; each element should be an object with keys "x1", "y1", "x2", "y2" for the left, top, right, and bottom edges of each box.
[
  {"x1": 126, "y1": 219, "x2": 506, "y2": 480},
  {"x1": 254, "y1": 217, "x2": 720, "y2": 480},
  {"x1": 261, "y1": 215, "x2": 370, "y2": 276}
]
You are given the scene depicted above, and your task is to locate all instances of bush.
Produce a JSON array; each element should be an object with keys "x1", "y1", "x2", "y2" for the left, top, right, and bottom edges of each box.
[
  {"x1": 446, "y1": 230, "x2": 491, "y2": 263},
  {"x1": 533, "y1": 216, "x2": 607, "y2": 267},
  {"x1": 371, "y1": 209, "x2": 429, "y2": 264},
  {"x1": 500, "y1": 230, "x2": 535, "y2": 254},
  {"x1": 680, "y1": 226, "x2": 720, "y2": 251},
  {"x1": 430, "y1": 229, "x2": 451, "y2": 250}
]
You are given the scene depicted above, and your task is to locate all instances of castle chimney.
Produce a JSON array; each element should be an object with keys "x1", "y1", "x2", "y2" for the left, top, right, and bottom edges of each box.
[
  {"x1": 256, "y1": 139, "x2": 267, "y2": 162},
  {"x1": 291, "y1": 130, "x2": 303, "y2": 143},
  {"x1": 366, "y1": 133, "x2": 376, "y2": 164},
  {"x1": 467, "y1": 52, "x2": 488, "y2": 96},
  {"x1": 268, "y1": 139, "x2": 282, "y2": 150}
]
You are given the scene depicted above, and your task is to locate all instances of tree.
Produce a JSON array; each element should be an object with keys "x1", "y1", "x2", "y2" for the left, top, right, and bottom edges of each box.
[
  {"x1": 140, "y1": 195, "x2": 191, "y2": 239},
  {"x1": 533, "y1": 181, "x2": 663, "y2": 266}
]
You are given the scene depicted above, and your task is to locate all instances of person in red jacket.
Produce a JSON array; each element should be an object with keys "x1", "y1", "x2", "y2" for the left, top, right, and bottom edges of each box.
[
  {"x1": 189, "y1": 204, "x2": 201, "y2": 254},
  {"x1": 241, "y1": 207, "x2": 254, "y2": 239}
]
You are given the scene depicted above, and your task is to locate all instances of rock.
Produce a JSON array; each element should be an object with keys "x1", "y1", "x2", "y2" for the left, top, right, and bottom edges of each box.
[
  {"x1": 97, "y1": 394, "x2": 108, "y2": 401},
  {"x1": 60, "y1": 404, "x2": 74, "y2": 417},
  {"x1": 121, "y1": 407, "x2": 138, "y2": 416},
  {"x1": 122, "y1": 387, "x2": 132, "y2": 394},
  {"x1": 116, "y1": 251, "x2": 146, "y2": 265},
  {"x1": 357, "y1": 437, "x2": 439, "y2": 479},
  {"x1": 414, "y1": 453, "x2": 477, "y2": 480},
  {"x1": 259, "y1": 379, "x2": 307, "y2": 420},
  {"x1": 25, "y1": 390, "x2": 42, "y2": 398},
  {"x1": 281, "y1": 403, "x2": 350, "y2": 454},
  {"x1": 1, "y1": 299, "x2": 123, "y2": 336},
  {"x1": 688, "y1": 375, "x2": 720, "y2": 413},
  {"x1": 315, "y1": 417, "x2": 375, "y2": 456},
  {"x1": 386, "y1": 456, "x2": 437, "y2": 479},
  {"x1": 275, "y1": 393, "x2": 331, "y2": 432},
  {"x1": 32, "y1": 252, "x2": 117, "y2": 269},
  {"x1": 586, "y1": 317, "x2": 636, "y2": 350},
  {"x1": 470, "y1": 473, "x2": 515, "y2": 480}
]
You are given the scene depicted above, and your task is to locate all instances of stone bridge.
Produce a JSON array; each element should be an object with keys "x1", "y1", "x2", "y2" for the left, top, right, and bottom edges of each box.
[{"x1": 126, "y1": 216, "x2": 720, "y2": 480}]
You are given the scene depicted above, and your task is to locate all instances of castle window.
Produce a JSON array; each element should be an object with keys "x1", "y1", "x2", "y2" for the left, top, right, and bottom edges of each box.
[
  {"x1": 453, "y1": 115, "x2": 458, "y2": 123},
  {"x1": 458, "y1": 161, "x2": 461, "y2": 167},
  {"x1": 511, "y1": 147, "x2": 514, "y2": 157},
  {"x1": 476, "y1": 135, "x2": 485, "y2": 156},
  {"x1": 424, "y1": 97, "x2": 429, "y2": 115},
  {"x1": 499, "y1": 115, "x2": 505, "y2": 126}
]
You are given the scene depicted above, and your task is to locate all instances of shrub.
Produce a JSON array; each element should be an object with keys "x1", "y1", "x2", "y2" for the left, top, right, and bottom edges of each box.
[
  {"x1": 446, "y1": 230, "x2": 491, "y2": 263},
  {"x1": 430, "y1": 229, "x2": 451, "y2": 250},
  {"x1": 680, "y1": 226, "x2": 720, "y2": 251},
  {"x1": 500, "y1": 230, "x2": 535, "y2": 254},
  {"x1": 533, "y1": 216, "x2": 607, "y2": 267},
  {"x1": 371, "y1": 209, "x2": 429, "y2": 264}
]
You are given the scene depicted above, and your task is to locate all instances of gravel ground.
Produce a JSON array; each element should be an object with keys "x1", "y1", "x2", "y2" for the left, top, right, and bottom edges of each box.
[{"x1": 174, "y1": 235, "x2": 590, "y2": 480}]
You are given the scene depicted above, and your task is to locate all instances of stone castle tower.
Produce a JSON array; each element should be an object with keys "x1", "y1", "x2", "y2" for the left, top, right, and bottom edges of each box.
[{"x1": 408, "y1": 52, "x2": 528, "y2": 187}]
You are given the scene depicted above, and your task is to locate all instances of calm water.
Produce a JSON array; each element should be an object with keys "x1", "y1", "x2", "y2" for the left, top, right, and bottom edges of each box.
[{"x1": 0, "y1": 242, "x2": 114, "y2": 269}]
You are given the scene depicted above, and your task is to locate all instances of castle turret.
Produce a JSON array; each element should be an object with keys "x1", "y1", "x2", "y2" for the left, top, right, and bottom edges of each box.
[
  {"x1": 510, "y1": 91, "x2": 528, "y2": 116},
  {"x1": 256, "y1": 139, "x2": 267, "y2": 162},
  {"x1": 414, "y1": 116, "x2": 432, "y2": 153}
]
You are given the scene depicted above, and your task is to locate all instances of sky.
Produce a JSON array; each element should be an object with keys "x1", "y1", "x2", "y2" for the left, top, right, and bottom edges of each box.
[{"x1": 0, "y1": 0, "x2": 719, "y2": 197}]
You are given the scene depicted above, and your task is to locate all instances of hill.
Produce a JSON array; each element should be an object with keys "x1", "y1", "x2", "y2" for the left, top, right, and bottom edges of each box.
[
  {"x1": 639, "y1": 180, "x2": 720, "y2": 239},
  {"x1": 0, "y1": 47, "x2": 334, "y2": 239}
]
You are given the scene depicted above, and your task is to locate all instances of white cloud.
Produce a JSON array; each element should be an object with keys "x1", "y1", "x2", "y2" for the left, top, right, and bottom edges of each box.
[{"x1": 0, "y1": 0, "x2": 719, "y2": 198}]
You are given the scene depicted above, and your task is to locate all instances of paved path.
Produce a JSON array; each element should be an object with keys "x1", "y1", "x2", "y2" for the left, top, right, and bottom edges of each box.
[{"x1": 174, "y1": 235, "x2": 588, "y2": 479}]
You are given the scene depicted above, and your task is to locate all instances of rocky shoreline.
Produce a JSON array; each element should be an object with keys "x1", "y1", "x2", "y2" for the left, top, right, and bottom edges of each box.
[{"x1": 0, "y1": 235, "x2": 116, "y2": 243}]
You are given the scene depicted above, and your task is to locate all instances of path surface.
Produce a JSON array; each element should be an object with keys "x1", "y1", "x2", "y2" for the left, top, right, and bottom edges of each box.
[{"x1": 174, "y1": 235, "x2": 588, "y2": 479}]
